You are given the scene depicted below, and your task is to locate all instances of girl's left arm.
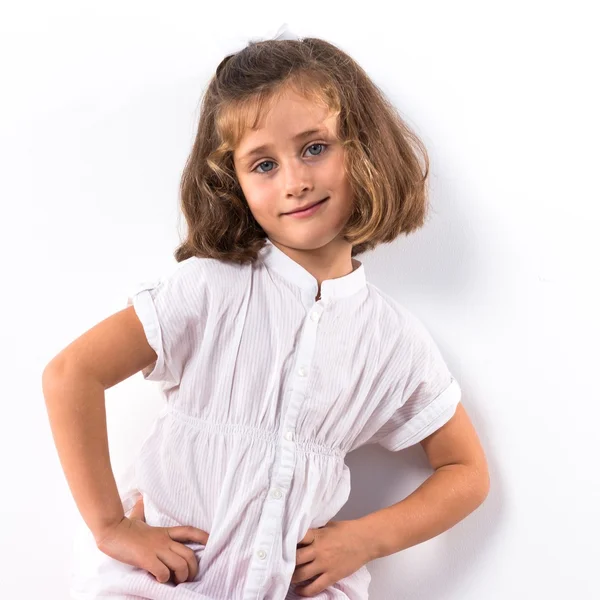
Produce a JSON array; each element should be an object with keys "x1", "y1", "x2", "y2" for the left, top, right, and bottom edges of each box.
[{"x1": 356, "y1": 402, "x2": 490, "y2": 560}]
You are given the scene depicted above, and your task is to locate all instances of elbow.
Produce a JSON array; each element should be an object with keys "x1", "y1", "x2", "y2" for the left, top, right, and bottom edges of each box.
[
  {"x1": 42, "y1": 356, "x2": 68, "y2": 399},
  {"x1": 473, "y1": 464, "x2": 491, "y2": 505},
  {"x1": 468, "y1": 449, "x2": 491, "y2": 505},
  {"x1": 457, "y1": 460, "x2": 490, "y2": 507}
]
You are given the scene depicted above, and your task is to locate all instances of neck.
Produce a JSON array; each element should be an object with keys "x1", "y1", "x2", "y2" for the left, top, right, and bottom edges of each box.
[{"x1": 268, "y1": 237, "x2": 357, "y2": 294}]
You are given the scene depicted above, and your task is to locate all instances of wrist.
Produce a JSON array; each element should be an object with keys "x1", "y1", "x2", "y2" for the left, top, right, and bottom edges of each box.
[
  {"x1": 91, "y1": 513, "x2": 126, "y2": 547},
  {"x1": 354, "y1": 514, "x2": 389, "y2": 561}
]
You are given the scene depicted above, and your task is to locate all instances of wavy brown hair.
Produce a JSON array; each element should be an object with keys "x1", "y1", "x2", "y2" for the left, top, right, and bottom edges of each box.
[{"x1": 174, "y1": 36, "x2": 430, "y2": 265}]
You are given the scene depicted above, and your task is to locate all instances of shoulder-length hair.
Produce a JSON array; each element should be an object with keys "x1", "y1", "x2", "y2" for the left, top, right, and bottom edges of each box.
[{"x1": 174, "y1": 37, "x2": 430, "y2": 264}]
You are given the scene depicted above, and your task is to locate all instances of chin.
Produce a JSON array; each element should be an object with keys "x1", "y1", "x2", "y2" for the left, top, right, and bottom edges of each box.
[{"x1": 273, "y1": 231, "x2": 344, "y2": 252}]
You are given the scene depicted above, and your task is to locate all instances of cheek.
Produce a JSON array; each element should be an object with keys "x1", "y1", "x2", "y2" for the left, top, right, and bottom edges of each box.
[
  {"x1": 238, "y1": 177, "x2": 262, "y2": 208},
  {"x1": 333, "y1": 173, "x2": 355, "y2": 220},
  {"x1": 244, "y1": 189, "x2": 275, "y2": 220},
  {"x1": 331, "y1": 166, "x2": 353, "y2": 201},
  {"x1": 328, "y1": 154, "x2": 351, "y2": 190}
]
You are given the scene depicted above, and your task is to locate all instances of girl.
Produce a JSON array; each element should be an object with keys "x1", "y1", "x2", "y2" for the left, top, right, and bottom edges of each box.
[{"x1": 43, "y1": 27, "x2": 489, "y2": 600}]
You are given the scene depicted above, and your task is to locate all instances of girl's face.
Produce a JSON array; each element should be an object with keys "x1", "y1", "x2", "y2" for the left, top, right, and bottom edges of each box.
[{"x1": 233, "y1": 87, "x2": 354, "y2": 252}]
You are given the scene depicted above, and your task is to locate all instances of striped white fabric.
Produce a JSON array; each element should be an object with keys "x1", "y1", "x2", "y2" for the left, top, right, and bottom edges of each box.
[{"x1": 69, "y1": 238, "x2": 461, "y2": 600}]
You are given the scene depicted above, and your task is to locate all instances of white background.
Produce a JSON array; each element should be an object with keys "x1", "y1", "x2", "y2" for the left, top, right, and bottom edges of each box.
[{"x1": 1, "y1": 1, "x2": 598, "y2": 598}]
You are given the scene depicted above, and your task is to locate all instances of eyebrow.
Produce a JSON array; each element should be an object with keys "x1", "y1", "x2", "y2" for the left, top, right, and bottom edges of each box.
[{"x1": 239, "y1": 128, "x2": 329, "y2": 164}]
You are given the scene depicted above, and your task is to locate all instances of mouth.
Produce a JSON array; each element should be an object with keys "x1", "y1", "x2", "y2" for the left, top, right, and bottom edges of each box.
[{"x1": 283, "y1": 197, "x2": 329, "y2": 217}]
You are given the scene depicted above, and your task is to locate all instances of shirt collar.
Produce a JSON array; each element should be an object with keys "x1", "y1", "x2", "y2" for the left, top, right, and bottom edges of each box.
[{"x1": 259, "y1": 238, "x2": 367, "y2": 304}]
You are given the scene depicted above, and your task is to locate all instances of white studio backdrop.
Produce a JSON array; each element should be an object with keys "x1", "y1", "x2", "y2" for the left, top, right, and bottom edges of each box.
[{"x1": 1, "y1": 1, "x2": 598, "y2": 598}]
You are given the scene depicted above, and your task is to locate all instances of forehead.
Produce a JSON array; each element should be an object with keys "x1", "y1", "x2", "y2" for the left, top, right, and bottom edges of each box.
[{"x1": 221, "y1": 82, "x2": 340, "y2": 156}]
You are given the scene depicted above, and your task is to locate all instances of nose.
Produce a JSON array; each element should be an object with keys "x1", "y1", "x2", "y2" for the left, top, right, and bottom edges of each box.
[{"x1": 283, "y1": 160, "x2": 313, "y2": 197}]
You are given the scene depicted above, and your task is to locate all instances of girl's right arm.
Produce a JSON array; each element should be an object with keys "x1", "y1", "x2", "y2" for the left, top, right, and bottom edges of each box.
[
  {"x1": 42, "y1": 305, "x2": 208, "y2": 584},
  {"x1": 42, "y1": 305, "x2": 156, "y2": 539}
]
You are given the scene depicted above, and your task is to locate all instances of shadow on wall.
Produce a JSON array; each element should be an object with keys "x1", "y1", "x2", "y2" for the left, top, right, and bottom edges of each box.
[{"x1": 337, "y1": 397, "x2": 502, "y2": 599}]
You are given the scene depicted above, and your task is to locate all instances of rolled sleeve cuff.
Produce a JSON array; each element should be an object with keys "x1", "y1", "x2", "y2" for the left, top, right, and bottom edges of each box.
[
  {"x1": 379, "y1": 378, "x2": 462, "y2": 451},
  {"x1": 127, "y1": 283, "x2": 165, "y2": 382}
]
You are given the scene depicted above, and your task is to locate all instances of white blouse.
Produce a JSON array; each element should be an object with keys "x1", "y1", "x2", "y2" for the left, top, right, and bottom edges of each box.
[{"x1": 69, "y1": 238, "x2": 461, "y2": 600}]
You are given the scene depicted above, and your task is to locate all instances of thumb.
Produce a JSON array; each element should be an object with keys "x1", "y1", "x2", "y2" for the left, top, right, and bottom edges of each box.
[{"x1": 128, "y1": 495, "x2": 146, "y2": 522}]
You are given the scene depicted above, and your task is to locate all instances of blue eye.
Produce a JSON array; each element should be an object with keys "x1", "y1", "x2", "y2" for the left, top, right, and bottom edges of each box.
[
  {"x1": 255, "y1": 160, "x2": 275, "y2": 174},
  {"x1": 253, "y1": 143, "x2": 328, "y2": 174},
  {"x1": 306, "y1": 143, "x2": 326, "y2": 156}
]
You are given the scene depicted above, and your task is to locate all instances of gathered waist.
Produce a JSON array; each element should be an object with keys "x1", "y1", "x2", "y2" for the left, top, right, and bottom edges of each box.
[{"x1": 159, "y1": 403, "x2": 346, "y2": 459}]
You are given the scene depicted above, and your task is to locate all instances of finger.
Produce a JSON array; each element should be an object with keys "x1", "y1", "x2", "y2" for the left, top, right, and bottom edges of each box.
[
  {"x1": 145, "y1": 556, "x2": 171, "y2": 584},
  {"x1": 291, "y1": 560, "x2": 316, "y2": 585},
  {"x1": 157, "y1": 548, "x2": 189, "y2": 585},
  {"x1": 170, "y1": 542, "x2": 199, "y2": 582},
  {"x1": 296, "y1": 544, "x2": 316, "y2": 567},
  {"x1": 129, "y1": 496, "x2": 145, "y2": 522},
  {"x1": 297, "y1": 529, "x2": 314, "y2": 547},
  {"x1": 167, "y1": 525, "x2": 209, "y2": 546},
  {"x1": 295, "y1": 573, "x2": 326, "y2": 597}
]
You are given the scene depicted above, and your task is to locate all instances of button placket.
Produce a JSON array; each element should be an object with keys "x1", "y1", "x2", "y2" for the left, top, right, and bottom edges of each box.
[{"x1": 245, "y1": 292, "x2": 324, "y2": 599}]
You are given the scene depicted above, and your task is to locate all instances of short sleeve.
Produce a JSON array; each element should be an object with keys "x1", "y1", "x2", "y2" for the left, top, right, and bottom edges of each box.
[
  {"x1": 126, "y1": 257, "x2": 209, "y2": 387},
  {"x1": 370, "y1": 314, "x2": 462, "y2": 451}
]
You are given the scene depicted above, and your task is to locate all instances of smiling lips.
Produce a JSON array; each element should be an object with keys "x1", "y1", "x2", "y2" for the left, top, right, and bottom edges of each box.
[{"x1": 284, "y1": 197, "x2": 329, "y2": 217}]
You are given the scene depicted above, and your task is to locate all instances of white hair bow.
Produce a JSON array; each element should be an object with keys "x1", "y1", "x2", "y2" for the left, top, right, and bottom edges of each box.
[{"x1": 250, "y1": 22, "x2": 301, "y2": 42}]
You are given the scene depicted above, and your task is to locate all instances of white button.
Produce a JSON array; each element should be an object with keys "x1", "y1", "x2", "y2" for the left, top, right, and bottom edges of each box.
[
  {"x1": 298, "y1": 366, "x2": 307, "y2": 377},
  {"x1": 256, "y1": 549, "x2": 267, "y2": 560},
  {"x1": 310, "y1": 311, "x2": 320, "y2": 321},
  {"x1": 271, "y1": 488, "x2": 282, "y2": 499},
  {"x1": 285, "y1": 431, "x2": 293, "y2": 441}
]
